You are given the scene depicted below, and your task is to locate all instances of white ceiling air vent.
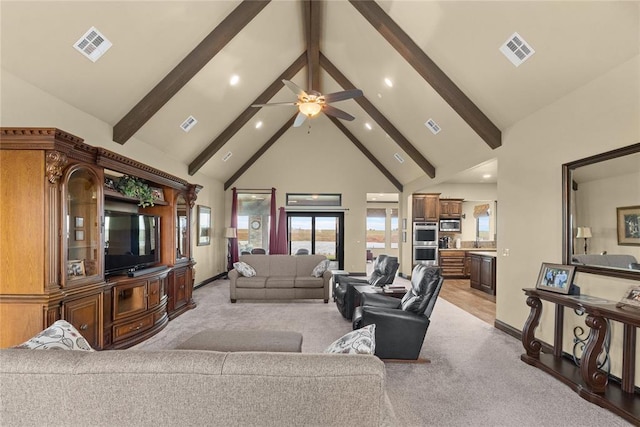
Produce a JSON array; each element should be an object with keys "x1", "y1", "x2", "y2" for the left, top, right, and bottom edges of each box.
[
  {"x1": 499, "y1": 32, "x2": 535, "y2": 67},
  {"x1": 222, "y1": 151, "x2": 233, "y2": 162},
  {"x1": 73, "y1": 27, "x2": 112, "y2": 62},
  {"x1": 180, "y1": 115, "x2": 198, "y2": 132},
  {"x1": 425, "y1": 118, "x2": 441, "y2": 135},
  {"x1": 393, "y1": 153, "x2": 405, "y2": 164}
]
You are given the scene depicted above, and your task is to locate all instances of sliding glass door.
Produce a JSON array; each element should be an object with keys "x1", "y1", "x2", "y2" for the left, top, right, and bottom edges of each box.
[{"x1": 288, "y1": 212, "x2": 344, "y2": 269}]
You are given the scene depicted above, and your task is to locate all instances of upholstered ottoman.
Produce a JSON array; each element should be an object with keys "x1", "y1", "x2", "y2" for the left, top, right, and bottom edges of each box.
[{"x1": 176, "y1": 330, "x2": 303, "y2": 352}]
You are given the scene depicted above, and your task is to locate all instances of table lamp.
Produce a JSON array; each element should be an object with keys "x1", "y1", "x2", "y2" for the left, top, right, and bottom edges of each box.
[{"x1": 576, "y1": 226, "x2": 592, "y2": 254}]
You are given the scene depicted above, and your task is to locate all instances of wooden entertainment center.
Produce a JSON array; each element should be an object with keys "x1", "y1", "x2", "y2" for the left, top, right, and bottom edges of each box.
[{"x1": 0, "y1": 127, "x2": 201, "y2": 349}]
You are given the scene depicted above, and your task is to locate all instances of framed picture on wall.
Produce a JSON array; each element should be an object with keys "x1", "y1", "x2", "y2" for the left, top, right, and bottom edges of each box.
[
  {"x1": 197, "y1": 205, "x2": 211, "y2": 246},
  {"x1": 535, "y1": 263, "x2": 576, "y2": 294},
  {"x1": 617, "y1": 205, "x2": 640, "y2": 246}
]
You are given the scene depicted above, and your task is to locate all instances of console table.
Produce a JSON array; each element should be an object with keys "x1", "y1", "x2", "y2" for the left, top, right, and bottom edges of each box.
[{"x1": 521, "y1": 288, "x2": 640, "y2": 424}]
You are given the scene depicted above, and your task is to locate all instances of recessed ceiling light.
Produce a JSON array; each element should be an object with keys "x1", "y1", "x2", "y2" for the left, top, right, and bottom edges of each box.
[
  {"x1": 365, "y1": 123, "x2": 373, "y2": 130},
  {"x1": 229, "y1": 74, "x2": 240, "y2": 86},
  {"x1": 384, "y1": 78, "x2": 393, "y2": 88},
  {"x1": 255, "y1": 121, "x2": 263, "y2": 129},
  {"x1": 483, "y1": 174, "x2": 492, "y2": 179}
]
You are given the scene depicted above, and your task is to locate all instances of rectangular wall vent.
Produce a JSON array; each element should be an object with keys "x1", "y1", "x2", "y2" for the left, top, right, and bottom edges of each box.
[
  {"x1": 499, "y1": 32, "x2": 535, "y2": 67},
  {"x1": 424, "y1": 118, "x2": 441, "y2": 135},
  {"x1": 180, "y1": 115, "x2": 198, "y2": 132},
  {"x1": 393, "y1": 153, "x2": 405, "y2": 164},
  {"x1": 73, "y1": 27, "x2": 112, "y2": 62},
  {"x1": 222, "y1": 151, "x2": 233, "y2": 162}
]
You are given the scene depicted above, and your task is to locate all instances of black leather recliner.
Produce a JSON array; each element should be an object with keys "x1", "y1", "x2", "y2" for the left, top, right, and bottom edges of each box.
[
  {"x1": 334, "y1": 255, "x2": 399, "y2": 320},
  {"x1": 352, "y1": 264, "x2": 443, "y2": 360}
]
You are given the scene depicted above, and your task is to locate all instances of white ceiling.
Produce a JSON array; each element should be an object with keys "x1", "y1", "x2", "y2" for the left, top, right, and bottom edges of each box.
[{"x1": 1, "y1": 1, "x2": 638, "y2": 188}]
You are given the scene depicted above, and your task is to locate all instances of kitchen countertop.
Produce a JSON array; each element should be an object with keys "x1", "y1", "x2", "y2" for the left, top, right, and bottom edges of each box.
[{"x1": 467, "y1": 251, "x2": 498, "y2": 257}]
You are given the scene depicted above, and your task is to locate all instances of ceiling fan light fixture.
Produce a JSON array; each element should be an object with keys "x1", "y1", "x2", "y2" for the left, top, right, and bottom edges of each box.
[{"x1": 299, "y1": 102, "x2": 322, "y2": 117}]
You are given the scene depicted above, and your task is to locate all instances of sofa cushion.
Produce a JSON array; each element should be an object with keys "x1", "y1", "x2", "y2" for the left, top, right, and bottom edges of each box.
[
  {"x1": 294, "y1": 276, "x2": 325, "y2": 288},
  {"x1": 268, "y1": 255, "x2": 297, "y2": 276},
  {"x1": 235, "y1": 276, "x2": 267, "y2": 289},
  {"x1": 239, "y1": 255, "x2": 271, "y2": 276},
  {"x1": 324, "y1": 324, "x2": 376, "y2": 355},
  {"x1": 295, "y1": 254, "x2": 327, "y2": 276},
  {"x1": 311, "y1": 259, "x2": 330, "y2": 277},
  {"x1": 12, "y1": 320, "x2": 94, "y2": 351},
  {"x1": 266, "y1": 277, "x2": 296, "y2": 288},
  {"x1": 234, "y1": 261, "x2": 256, "y2": 277}
]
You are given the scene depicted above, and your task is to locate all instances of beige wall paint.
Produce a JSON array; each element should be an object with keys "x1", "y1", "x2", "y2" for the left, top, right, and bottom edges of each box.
[
  {"x1": 226, "y1": 115, "x2": 399, "y2": 274},
  {"x1": 497, "y1": 55, "x2": 640, "y2": 380},
  {"x1": 0, "y1": 69, "x2": 227, "y2": 282}
]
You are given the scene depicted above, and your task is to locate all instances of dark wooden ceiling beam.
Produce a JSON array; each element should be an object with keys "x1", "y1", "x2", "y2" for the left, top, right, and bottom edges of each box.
[
  {"x1": 320, "y1": 52, "x2": 436, "y2": 178},
  {"x1": 303, "y1": 0, "x2": 321, "y2": 91},
  {"x1": 327, "y1": 116, "x2": 403, "y2": 191},
  {"x1": 112, "y1": 0, "x2": 270, "y2": 145},
  {"x1": 349, "y1": 0, "x2": 501, "y2": 149},
  {"x1": 225, "y1": 115, "x2": 297, "y2": 190},
  {"x1": 189, "y1": 52, "x2": 307, "y2": 176}
]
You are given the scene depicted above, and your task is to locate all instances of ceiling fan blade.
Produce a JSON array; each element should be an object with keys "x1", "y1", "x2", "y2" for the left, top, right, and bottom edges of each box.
[
  {"x1": 251, "y1": 102, "x2": 297, "y2": 107},
  {"x1": 323, "y1": 89, "x2": 363, "y2": 103},
  {"x1": 293, "y1": 111, "x2": 307, "y2": 127},
  {"x1": 282, "y1": 79, "x2": 308, "y2": 99},
  {"x1": 322, "y1": 104, "x2": 355, "y2": 121}
]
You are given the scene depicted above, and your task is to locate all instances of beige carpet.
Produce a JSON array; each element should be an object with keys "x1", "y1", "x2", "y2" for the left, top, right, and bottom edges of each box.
[{"x1": 133, "y1": 280, "x2": 630, "y2": 426}]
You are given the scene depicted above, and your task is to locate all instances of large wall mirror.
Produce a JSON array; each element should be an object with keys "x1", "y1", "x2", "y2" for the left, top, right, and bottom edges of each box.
[{"x1": 563, "y1": 143, "x2": 640, "y2": 280}]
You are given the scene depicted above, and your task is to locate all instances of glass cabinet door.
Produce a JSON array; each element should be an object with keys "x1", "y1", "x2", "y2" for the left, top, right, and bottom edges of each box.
[
  {"x1": 176, "y1": 194, "x2": 189, "y2": 260},
  {"x1": 65, "y1": 166, "x2": 102, "y2": 284}
]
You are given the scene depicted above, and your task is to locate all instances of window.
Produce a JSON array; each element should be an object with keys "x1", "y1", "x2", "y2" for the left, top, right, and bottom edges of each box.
[
  {"x1": 390, "y1": 208, "x2": 399, "y2": 249},
  {"x1": 477, "y1": 216, "x2": 490, "y2": 241},
  {"x1": 366, "y1": 208, "x2": 387, "y2": 249},
  {"x1": 237, "y1": 192, "x2": 272, "y2": 253}
]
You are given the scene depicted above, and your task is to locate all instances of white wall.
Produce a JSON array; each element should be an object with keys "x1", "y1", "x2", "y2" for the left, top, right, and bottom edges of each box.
[
  {"x1": 0, "y1": 69, "x2": 227, "y2": 282},
  {"x1": 226, "y1": 114, "x2": 399, "y2": 274},
  {"x1": 576, "y1": 171, "x2": 640, "y2": 258},
  {"x1": 497, "y1": 55, "x2": 640, "y2": 380}
]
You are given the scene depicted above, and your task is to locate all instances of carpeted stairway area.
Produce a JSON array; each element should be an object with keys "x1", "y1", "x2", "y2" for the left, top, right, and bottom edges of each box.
[{"x1": 133, "y1": 279, "x2": 630, "y2": 426}]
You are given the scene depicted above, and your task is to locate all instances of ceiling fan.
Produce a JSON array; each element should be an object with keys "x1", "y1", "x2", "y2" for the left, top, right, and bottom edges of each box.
[{"x1": 252, "y1": 79, "x2": 363, "y2": 127}]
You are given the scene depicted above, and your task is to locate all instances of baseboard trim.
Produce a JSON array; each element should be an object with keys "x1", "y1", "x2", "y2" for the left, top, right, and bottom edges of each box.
[
  {"x1": 494, "y1": 319, "x2": 553, "y2": 355},
  {"x1": 194, "y1": 273, "x2": 226, "y2": 289}
]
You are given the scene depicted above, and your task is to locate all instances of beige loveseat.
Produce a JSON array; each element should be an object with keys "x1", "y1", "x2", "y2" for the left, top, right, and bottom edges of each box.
[
  {"x1": 0, "y1": 349, "x2": 394, "y2": 426},
  {"x1": 229, "y1": 254, "x2": 331, "y2": 303}
]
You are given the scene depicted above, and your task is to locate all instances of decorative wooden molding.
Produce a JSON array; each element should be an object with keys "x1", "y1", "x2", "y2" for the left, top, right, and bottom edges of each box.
[
  {"x1": 96, "y1": 148, "x2": 192, "y2": 191},
  {"x1": 349, "y1": 0, "x2": 501, "y2": 149},
  {"x1": 112, "y1": 0, "x2": 271, "y2": 145},
  {"x1": 186, "y1": 184, "x2": 201, "y2": 208},
  {"x1": 327, "y1": 115, "x2": 403, "y2": 191},
  {"x1": 320, "y1": 52, "x2": 436, "y2": 178},
  {"x1": 189, "y1": 52, "x2": 307, "y2": 176},
  {"x1": 45, "y1": 151, "x2": 68, "y2": 183}
]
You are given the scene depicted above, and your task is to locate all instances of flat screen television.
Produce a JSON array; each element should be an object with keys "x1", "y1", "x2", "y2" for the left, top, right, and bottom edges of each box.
[{"x1": 105, "y1": 210, "x2": 160, "y2": 275}]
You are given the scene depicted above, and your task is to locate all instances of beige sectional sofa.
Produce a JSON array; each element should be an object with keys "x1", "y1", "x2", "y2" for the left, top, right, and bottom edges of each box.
[
  {"x1": 0, "y1": 349, "x2": 394, "y2": 426},
  {"x1": 229, "y1": 254, "x2": 331, "y2": 303}
]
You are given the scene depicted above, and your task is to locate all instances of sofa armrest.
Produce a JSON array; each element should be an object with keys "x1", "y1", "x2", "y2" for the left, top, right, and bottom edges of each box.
[
  {"x1": 228, "y1": 269, "x2": 239, "y2": 301},
  {"x1": 322, "y1": 270, "x2": 332, "y2": 302}
]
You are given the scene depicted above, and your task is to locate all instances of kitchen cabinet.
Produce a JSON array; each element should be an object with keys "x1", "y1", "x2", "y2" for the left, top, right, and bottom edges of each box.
[
  {"x1": 412, "y1": 194, "x2": 440, "y2": 222},
  {"x1": 439, "y1": 250, "x2": 467, "y2": 278},
  {"x1": 469, "y1": 253, "x2": 496, "y2": 295},
  {"x1": 440, "y1": 199, "x2": 463, "y2": 219}
]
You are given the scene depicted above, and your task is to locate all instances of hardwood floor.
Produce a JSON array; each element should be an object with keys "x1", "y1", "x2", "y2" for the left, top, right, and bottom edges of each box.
[{"x1": 439, "y1": 279, "x2": 496, "y2": 325}]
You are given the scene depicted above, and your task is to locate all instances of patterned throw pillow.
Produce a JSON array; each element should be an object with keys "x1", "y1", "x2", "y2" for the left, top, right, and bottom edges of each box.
[
  {"x1": 324, "y1": 324, "x2": 376, "y2": 355},
  {"x1": 233, "y1": 261, "x2": 256, "y2": 277},
  {"x1": 311, "y1": 259, "x2": 330, "y2": 278},
  {"x1": 12, "y1": 320, "x2": 94, "y2": 351}
]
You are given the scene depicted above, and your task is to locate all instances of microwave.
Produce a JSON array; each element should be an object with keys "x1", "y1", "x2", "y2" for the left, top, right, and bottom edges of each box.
[{"x1": 440, "y1": 219, "x2": 461, "y2": 232}]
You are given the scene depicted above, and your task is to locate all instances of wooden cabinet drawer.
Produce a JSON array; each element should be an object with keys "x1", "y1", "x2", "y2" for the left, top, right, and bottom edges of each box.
[
  {"x1": 113, "y1": 313, "x2": 154, "y2": 341},
  {"x1": 148, "y1": 279, "x2": 161, "y2": 308}
]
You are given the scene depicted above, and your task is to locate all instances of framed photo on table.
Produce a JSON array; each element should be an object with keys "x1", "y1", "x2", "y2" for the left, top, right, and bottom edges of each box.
[
  {"x1": 535, "y1": 263, "x2": 576, "y2": 294},
  {"x1": 617, "y1": 285, "x2": 640, "y2": 309}
]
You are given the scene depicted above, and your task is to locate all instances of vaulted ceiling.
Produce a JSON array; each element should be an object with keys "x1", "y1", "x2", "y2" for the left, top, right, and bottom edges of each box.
[{"x1": 2, "y1": 1, "x2": 638, "y2": 191}]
